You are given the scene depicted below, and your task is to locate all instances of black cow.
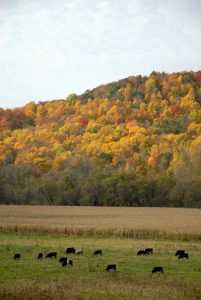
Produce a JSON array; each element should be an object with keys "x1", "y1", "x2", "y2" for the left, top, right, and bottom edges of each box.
[
  {"x1": 14, "y1": 254, "x2": 20, "y2": 260},
  {"x1": 46, "y1": 252, "x2": 57, "y2": 258},
  {"x1": 93, "y1": 249, "x2": 102, "y2": 255},
  {"x1": 175, "y1": 250, "x2": 185, "y2": 256},
  {"x1": 137, "y1": 250, "x2": 145, "y2": 256},
  {"x1": 145, "y1": 248, "x2": 153, "y2": 254},
  {"x1": 178, "y1": 253, "x2": 189, "y2": 259},
  {"x1": 66, "y1": 247, "x2": 75, "y2": 254},
  {"x1": 37, "y1": 253, "x2": 43, "y2": 259},
  {"x1": 62, "y1": 259, "x2": 73, "y2": 267},
  {"x1": 68, "y1": 259, "x2": 73, "y2": 266},
  {"x1": 152, "y1": 266, "x2": 163, "y2": 274},
  {"x1": 106, "y1": 264, "x2": 116, "y2": 272},
  {"x1": 59, "y1": 257, "x2": 67, "y2": 264}
]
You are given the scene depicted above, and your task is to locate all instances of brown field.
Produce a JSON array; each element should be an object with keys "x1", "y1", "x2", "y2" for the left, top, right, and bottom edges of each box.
[{"x1": 0, "y1": 205, "x2": 201, "y2": 240}]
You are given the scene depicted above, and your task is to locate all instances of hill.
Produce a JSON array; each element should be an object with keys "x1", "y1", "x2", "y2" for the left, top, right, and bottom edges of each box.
[{"x1": 0, "y1": 71, "x2": 201, "y2": 207}]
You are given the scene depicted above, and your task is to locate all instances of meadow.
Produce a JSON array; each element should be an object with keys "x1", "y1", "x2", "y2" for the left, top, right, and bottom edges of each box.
[{"x1": 0, "y1": 206, "x2": 201, "y2": 299}]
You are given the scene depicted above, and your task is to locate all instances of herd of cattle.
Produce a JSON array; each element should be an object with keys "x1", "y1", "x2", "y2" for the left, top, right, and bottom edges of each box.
[
  {"x1": 13, "y1": 247, "x2": 189, "y2": 274},
  {"x1": 137, "y1": 248, "x2": 189, "y2": 260}
]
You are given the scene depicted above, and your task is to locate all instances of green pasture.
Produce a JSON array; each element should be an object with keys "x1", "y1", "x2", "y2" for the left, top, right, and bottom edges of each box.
[{"x1": 0, "y1": 233, "x2": 201, "y2": 299}]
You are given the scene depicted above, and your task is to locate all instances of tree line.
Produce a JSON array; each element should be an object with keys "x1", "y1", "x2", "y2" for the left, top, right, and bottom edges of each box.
[{"x1": 0, "y1": 71, "x2": 201, "y2": 207}]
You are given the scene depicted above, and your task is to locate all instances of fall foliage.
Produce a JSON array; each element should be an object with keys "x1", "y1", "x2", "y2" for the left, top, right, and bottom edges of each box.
[{"x1": 0, "y1": 71, "x2": 201, "y2": 207}]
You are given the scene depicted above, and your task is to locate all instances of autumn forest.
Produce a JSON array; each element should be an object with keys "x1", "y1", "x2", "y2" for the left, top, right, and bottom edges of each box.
[{"x1": 1, "y1": 71, "x2": 201, "y2": 207}]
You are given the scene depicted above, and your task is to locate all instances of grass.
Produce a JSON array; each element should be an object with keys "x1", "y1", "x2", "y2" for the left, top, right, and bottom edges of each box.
[
  {"x1": 0, "y1": 205, "x2": 201, "y2": 241},
  {"x1": 1, "y1": 205, "x2": 201, "y2": 299},
  {"x1": 0, "y1": 233, "x2": 201, "y2": 299}
]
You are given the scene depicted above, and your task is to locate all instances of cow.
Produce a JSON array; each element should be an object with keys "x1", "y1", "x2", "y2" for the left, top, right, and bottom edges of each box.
[
  {"x1": 106, "y1": 264, "x2": 116, "y2": 272},
  {"x1": 37, "y1": 253, "x2": 43, "y2": 259},
  {"x1": 46, "y1": 252, "x2": 57, "y2": 259},
  {"x1": 62, "y1": 259, "x2": 73, "y2": 267},
  {"x1": 178, "y1": 253, "x2": 189, "y2": 259},
  {"x1": 93, "y1": 249, "x2": 102, "y2": 255},
  {"x1": 145, "y1": 248, "x2": 153, "y2": 254},
  {"x1": 59, "y1": 257, "x2": 67, "y2": 264},
  {"x1": 14, "y1": 254, "x2": 20, "y2": 260},
  {"x1": 137, "y1": 250, "x2": 145, "y2": 256},
  {"x1": 152, "y1": 266, "x2": 163, "y2": 274},
  {"x1": 76, "y1": 249, "x2": 83, "y2": 255},
  {"x1": 66, "y1": 247, "x2": 75, "y2": 254},
  {"x1": 68, "y1": 259, "x2": 73, "y2": 266},
  {"x1": 175, "y1": 250, "x2": 185, "y2": 256}
]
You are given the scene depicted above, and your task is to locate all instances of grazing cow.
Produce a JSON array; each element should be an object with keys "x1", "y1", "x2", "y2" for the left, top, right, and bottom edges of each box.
[
  {"x1": 14, "y1": 254, "x2": 20, "y2": 260},
  {"x1": 68, "y1": 259, "x2": 73, "y2": 266},
  {"x1": 66, "y1": 247, "x2": 75, "y2": 254},
  {"x1": 145, "y1": 248, "x2": 153, "y2": 254},
  {"x1": 59, "y1": 257, "x2": 67, "y2": 264},
  {"x1": 37, "y1": 253, "x2": 43, "y2": 259},
  {"x1": 76, "y1": 249, "x2": 83, "y2": 255},
  {"x1": 93, "y1": 249, "x2": 102, "y2": 256},
  {"x1": 175, "y1": 250, "x2": 185, "y2": 256},
  {"x1": 46, "y1": 252, "x2": 57, "y2": 259},
  {"x1": 137, "y1": 250, "x2": 145, "y2": 256},
  {"x1": 152, "y1": 266, "x2": 163, "y2": 274},
  {"x1": 106, "y1": 264, "x2": 116, "y2": 272},
  {"x1": 62, "y1": 259, "x2": 73, "y2": 267},
  {"x1": 178, "y1": 253, "x2": 189, "y2": 259}
]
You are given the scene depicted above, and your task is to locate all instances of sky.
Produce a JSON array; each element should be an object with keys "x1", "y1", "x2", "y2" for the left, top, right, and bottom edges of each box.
[{"x1": 0, "y1": 0, "x2": 201, "y2": 109}]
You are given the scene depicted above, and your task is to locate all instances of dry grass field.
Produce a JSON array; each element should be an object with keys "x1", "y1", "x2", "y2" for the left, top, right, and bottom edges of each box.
[
  {"x1": 0, "y1": 205, "x2": 201, "y2": 240},
  {"x1": 0, "y1": 206, "x2": 201, "y2": 299}
]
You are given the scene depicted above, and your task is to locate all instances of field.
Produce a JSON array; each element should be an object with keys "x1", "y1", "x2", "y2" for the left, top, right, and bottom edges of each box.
[
  {"x1": 0, "y1": 205, "x2": 201, "y2": 240},
  {"x1": 0, "y1": 206, "x2": 201, "y2": 299}
]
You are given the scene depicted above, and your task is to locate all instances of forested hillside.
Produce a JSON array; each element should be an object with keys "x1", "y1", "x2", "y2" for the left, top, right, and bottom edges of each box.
[{"x1": 1, "y1": 71, "x2": 201, "y2": 207}]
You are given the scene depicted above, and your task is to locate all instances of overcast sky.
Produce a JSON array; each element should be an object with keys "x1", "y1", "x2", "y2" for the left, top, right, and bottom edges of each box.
[{"x1": 0, "y1": 0, "x2": 201, "y2": 108}]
